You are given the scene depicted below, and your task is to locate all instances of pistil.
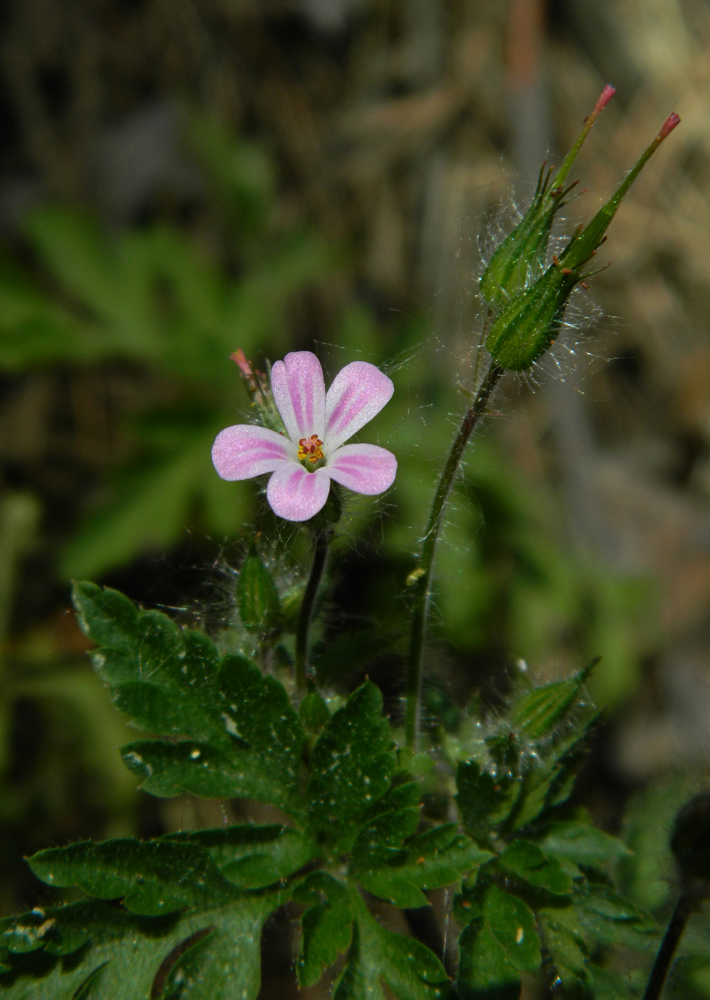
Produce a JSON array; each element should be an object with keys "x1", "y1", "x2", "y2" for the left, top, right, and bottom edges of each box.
[{"x1": 298, "y1": 434, "x2": 325, "y2": 467}]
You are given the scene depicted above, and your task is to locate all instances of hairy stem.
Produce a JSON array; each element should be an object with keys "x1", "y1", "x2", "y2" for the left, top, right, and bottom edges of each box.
[
  {"x1": 295, "y1": 528, "x2": 331, "y2": 694},
  {"x1": 642, "y1": 888, "x2": 701, "y2": 1000},
  {"x1": 405, "y1": 361, "x2": 503, "y2": 749}
]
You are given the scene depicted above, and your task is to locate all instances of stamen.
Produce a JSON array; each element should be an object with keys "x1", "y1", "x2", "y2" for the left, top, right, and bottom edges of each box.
[{"x1": 298, "y1": 434, "x2": 325, "y2": 464}]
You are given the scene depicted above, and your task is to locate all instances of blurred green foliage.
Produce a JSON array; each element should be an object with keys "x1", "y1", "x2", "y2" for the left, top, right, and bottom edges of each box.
[{"x1": 0, "y1": 113, "x2": 335, "y2": 579}]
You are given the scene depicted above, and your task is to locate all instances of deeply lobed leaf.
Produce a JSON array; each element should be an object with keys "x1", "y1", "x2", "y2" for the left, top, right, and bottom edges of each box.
[
  {"x1": 72, "y1": 582, "x2": 305, "y2": 814},
  {"x1": 306, "y1": 681, "x2": 396, "y2": 851}
]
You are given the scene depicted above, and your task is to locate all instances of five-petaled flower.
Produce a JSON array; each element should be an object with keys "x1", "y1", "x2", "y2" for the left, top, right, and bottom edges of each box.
[{"x1": 212, "y1": 351, "x2": 397, "y2": 522}]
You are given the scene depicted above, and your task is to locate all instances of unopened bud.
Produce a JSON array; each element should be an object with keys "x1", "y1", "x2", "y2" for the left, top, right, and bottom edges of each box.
[{"x1": 480, "y1": 85, "x2": 615, "y2": 309}]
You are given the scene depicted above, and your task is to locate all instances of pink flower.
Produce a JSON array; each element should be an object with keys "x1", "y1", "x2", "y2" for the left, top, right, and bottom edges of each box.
[{"x1": 212, "y1": 351, "x2": 397, "y2": 522}]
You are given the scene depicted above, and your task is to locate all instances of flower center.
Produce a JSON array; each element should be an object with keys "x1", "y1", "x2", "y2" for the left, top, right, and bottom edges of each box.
[{"x1": 298, "y1": 434, "x2": 325, "y2": 468}]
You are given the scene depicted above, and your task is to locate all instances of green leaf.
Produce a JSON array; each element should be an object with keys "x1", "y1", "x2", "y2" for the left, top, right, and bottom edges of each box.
[
  {"x1": 508, "y1": 711, "x2": 602, "y2": 830},
  {"x1": 538, "y1": 819, "x2": 631, "y2": 868},
  {"x1": 497, "y1": 840, "x2": 573, "y2": 896},
  {"x1": 335, "y1": 890, "x2": 451, "y2": 1000},
  {"x1": 9, "y1": 826, "x2": 314, "y2": 996},
  {"x1": 354, "y1": 823, "x2": 493, "y2": 909},
  {"x1": 294, "y1": 873, "x2": 353, "y2": 988},
  {"x1": 157, "y1": 905, "x2": 269, "y2": 1000},
  {"x1": 587, "y1": 963, "x2": 643, "y2": 1000},
  {"x1": 457, "y1": 885, "x2": 541, "y2": 999},
  {"x1": 306, "y1": 682, "x2": 396, "y2": 851},
  {"x1": 350, "y1": 785, "x2": 422, "y2": 884},
  {"x1": 29, "y1": 839, "x2": 238, "y2": 916},
  {"x1": 300, "y1": 691, "x2": 331, "y2": 732},
  {"x1": 574, "y1": 883, "x2": 655, "y2": 950},
  {"x1": 456, "y1": 761, "x2": 515, "y2": 841},
  {"x1": 511, "y1": 660, "x2": 596, "y2": 740},
  {"x1": 537, "y1": 905, "x2": 590, "y2": 994},
  {"x1": 72, "y1": 583, "x2": 305, "y2": 813},
  {"x1": 0, "y1": 893, "x2": 280, "y2": 1000},
  {"x1": 237, "y1": 548, "x2": 281, "y2": 633},
  {"x1": 165, "y1": 824, "x2": 317, "y2": 889}
]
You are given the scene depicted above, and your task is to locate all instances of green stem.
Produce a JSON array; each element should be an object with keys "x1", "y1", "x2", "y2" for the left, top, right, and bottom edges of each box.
[
  {"x1": 405, "y1": 361, "x2": 503, "y2": 749},
  {"x1": 642, "y1": 888, "x2": 700, "y2": 1000},
  {"x1": 295, "y1": 528, "x2": 331, "y2": 694}
]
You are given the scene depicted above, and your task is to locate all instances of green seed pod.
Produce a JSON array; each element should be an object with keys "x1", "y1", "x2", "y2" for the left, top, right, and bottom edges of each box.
[
  {"x1": 485, "y1": 259, "x2": 580, "y2": 370},
  {"x1": 485, "y1": 111, "x2": 681, "y2": 372},
  {"x1": 480, "y1": 85, "x2": 615, "y2": 309},
  {"x1": 561, "y1": 111, "x2": 681, "y2": 274}
]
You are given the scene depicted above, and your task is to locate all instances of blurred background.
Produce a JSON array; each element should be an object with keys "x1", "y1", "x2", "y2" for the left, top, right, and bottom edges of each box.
[{"x1": 1, "y1": 0, "x2": 709, "y2": 990}]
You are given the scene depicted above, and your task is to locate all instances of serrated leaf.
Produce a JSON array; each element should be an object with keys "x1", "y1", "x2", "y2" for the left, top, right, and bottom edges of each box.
[
  {"x1": 72, "y1": 584, "x2": 305, "y2": 813},
  {"x1": 29, "y1": 839, "x2": 238, "y2": 916},
  {"x1": 334, "y1": 890, "x2": 451, "y2": 1000},
  {"x1": 574, "y1": 883, "x2": 655, "y2": 950},
  {"x1": 73, "y1": 581, "x2": 225, "y2": 743},
  {"x1": 497, "y1": 840, "x2": 573, "y2": 896},
  {"x1": 538, "y1": 905, "x2": 590, "y2": 993},
  {"x1": 456, "y1": 760, "x2": 515, "y2": 841},
  {"x1": 157, "y1": 906, "x2": 268, "y2": 1000},
  {"x1": 354, "y1": 823, "x2": 494, "y2": 910},
  {"x1": 165, "y1": 824, "x2": 317, "y2": 889},
  {"x1": 0, "y1": 893, "x2": 280, "y2": 1000},
  {"x1": 237, "y1": 549, "x2": 281, "y2": 633},
  {"x1": 350, "y1": 781, "x2": 422, "y2": 863},
  {"x1": 457, "y1": 885, "x2": 541, "y2": 999},
  {"x1": 294, "y1": 873, "x2": 353, "y2": 988},
  {"x1": 306, "y1": 682, "x2": 396, "y2": 851},
  {"x1": 539, "y1": 819, "x2": 631, "y2": 867}
]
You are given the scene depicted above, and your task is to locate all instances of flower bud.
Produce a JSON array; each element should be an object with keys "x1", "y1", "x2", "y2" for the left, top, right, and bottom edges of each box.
[
  {"x1": 485, "y1": 110, "x2": 680, "y2": 371},
  {"x1": 479, "y1": 85, "x2": 615, "y2": 309}
]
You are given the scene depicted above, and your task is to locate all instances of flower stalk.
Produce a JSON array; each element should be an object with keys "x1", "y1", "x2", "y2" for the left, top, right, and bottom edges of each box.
[
  {"x1": 405, "y1": 361, "x2": 503, "y2": 749},
  {"x1": 295, "y1": 526, "x2": 332, "y2": 694},
  {"x1": 641, "y1": 888, "x2": 701, "y2": 1000}
]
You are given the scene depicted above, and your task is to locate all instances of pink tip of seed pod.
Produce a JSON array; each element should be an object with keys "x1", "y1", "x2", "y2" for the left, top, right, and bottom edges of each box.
[
  {"x1": 594, "y1": 84, "x2": 616, "y2": 113},
  {"x1": 230, "y1": 348, "x2": 253, "y2": 377},
  {"x1": 658, "y1": 112, "x2": 681, "y2": 140}
]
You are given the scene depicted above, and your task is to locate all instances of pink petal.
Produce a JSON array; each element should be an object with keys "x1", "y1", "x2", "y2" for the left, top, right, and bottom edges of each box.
[
  {"x1": 266, "y1": 464, "x2": 331, "y2": 522},
  {"x1": 212, "y1": 425, "x2": 294, "y2": 480},
  {"x1": 271, "y1": 352, "x2": 326, "y2": 442},
  {"x1": 325, "y1": 444, "x2": 397, "y2": 495},
  {"x1": 325, "y1": 361, "x2": 394, "y2": 451}
]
